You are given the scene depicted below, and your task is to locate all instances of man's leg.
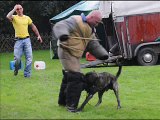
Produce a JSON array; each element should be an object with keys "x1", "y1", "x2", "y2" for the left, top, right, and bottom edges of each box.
[
  {"x1": 65, "y1": 71, "x2": 84, "y2": 112},
  {"x1": 58, "y1": 47, "x2": 84, "y2": 112},
  {"x1": 23, "y1": 38, "x2": 32, "y2": 78},
  {"x1": 58, "y1": 47, "x2": 81, "y2": 72},
  {"x1": 14, "y1": 40, "x2": 23, "y2": 76},
  {"x1": 58, "y1": 69, "x2": 68, "y2": 106}
]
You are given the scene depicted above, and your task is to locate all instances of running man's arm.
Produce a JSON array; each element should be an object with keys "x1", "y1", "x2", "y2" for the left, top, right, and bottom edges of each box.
[
  {"x1": 6, "y1": 5, "x2": 17, "y2": 21},
  {"x1": 30, "y1": 23, "x2": 43, "y2": 43}
]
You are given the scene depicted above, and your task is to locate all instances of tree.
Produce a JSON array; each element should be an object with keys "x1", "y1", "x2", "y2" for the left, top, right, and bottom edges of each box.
[{"x1": 0, "y1": 1, "x2": 79, "y2": 35}]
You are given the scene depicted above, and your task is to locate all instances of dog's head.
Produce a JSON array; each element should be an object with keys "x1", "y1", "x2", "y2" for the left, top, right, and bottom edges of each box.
[
  {"x1": 85, "y1": 71, "x2": 108, "y2": 91},
  {"x1": 85, "y1": 71, "x2": 97, "y2": 86}
]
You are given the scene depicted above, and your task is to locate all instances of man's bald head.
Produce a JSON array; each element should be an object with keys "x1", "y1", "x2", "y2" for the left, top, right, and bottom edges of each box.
[
  {"x1": 87, "y1": 10, "x2": 102, "y2": 20},
  {"x1": 86, "y1": 10, "x2": 102, "y2": 28}
]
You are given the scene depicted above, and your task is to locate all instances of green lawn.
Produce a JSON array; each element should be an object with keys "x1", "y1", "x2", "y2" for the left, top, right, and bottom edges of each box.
[{"x1": 0, "y1": 50, "x2": 160, "y2": 119}]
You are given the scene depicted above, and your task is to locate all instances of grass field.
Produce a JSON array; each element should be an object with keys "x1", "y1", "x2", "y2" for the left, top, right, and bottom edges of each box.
[{"x1": 0, "y1": 50, "x2": 160, "y2": 119}]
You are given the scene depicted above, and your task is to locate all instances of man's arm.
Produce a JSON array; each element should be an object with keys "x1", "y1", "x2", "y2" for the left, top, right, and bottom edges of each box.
[
  {"x1": 6, "y1": 5, "x2": 17, "y2": 21},
  {"x1": 53, "y1": 17, "x2": 76, "y2": 41},
  {"x1": 30, "y1": 23, "x2": 43, "y2": 43}
]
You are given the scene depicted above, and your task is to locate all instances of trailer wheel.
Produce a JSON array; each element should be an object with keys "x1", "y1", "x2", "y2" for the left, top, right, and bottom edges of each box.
[{"x1": 137, "y1": 47, "x2": 158, "y2": 66}]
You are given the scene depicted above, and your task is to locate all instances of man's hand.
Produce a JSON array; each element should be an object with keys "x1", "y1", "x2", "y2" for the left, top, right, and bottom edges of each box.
[
  {"x1": 14, "y1": 4, "x2": 21, "y2": 11},
  {"x1": 13, "y1": 5, "x2": 18, "y2": 11},
  {"x1": 37, "y1": 35, "x2": 43, "y2": 43},
  {"x1": 59, "y1": 35, "x2": 69, "y2": 41}
]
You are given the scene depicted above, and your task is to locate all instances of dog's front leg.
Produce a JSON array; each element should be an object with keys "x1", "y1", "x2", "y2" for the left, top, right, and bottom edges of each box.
[
  {"x1": 95, "y1": 89, "x2": 106, "y2": 107},
  {"x1": 76, "y1": 94, "x2": 94, "y2": 112},
  {"x1": 113, "y1": 88, "x2": 121, "y2": 109}
]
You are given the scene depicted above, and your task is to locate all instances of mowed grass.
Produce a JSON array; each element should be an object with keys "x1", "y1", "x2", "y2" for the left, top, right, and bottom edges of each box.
[{"x1": 0, "y1": 50, "x2": 160, "y2": 119}]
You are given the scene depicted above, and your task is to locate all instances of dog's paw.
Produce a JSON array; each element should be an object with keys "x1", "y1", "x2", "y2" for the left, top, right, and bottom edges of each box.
[
  {"x1": 117, "y1": 106, "x2": 121, "y2": 109},
  {"x1": 95, "y1": 103, "x2": 100, "y2": 107},
  {"x1": 75, "y1": 108, "x2": 82, "y2": 113}
]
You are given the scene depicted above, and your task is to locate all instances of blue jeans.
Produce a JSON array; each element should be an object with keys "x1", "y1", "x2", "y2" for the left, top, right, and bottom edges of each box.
[{"x1": 14, "y1": 38, "x2": 32, "y2": 77}]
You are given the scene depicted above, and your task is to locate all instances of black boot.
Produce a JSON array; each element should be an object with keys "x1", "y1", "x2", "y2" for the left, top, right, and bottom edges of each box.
[
  {"x1": 58, "y1": 70, "x2": 67, "y2": 106},
  {"x1": 14, "y1": 59, "x2": 21, "y2": 76},
  {"x1": 65, "y1": 71, "x2": 85, "y2": 112}
]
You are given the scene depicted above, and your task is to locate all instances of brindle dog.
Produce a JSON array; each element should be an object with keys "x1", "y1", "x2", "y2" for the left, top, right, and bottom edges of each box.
[{"x1": 77, "y1": 64, "x2": 122, "y2": 112}]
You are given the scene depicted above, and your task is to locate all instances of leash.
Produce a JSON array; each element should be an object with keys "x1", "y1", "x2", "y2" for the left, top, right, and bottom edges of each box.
[
  {"x1": 69, "y1": 36, "x2": 101, "y2": 41},
  {"x1": 59, "y1": 43, "x2": 84, "y2": 52}
]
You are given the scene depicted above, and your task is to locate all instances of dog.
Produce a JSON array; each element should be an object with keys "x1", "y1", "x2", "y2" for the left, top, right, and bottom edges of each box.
[{"x1": 76, "y1": 64, "x2": 122, "y2": 112}]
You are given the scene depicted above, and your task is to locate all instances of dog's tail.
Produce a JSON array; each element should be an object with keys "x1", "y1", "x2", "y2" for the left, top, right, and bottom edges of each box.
[{"x1": 116, "y1": 65, "x2": 122, "y2": 79}]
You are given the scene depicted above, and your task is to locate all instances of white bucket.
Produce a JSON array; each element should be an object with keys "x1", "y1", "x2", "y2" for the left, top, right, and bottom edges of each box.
[{"x1": 34, "y1": 61, "x2": 46, "y2": 70}]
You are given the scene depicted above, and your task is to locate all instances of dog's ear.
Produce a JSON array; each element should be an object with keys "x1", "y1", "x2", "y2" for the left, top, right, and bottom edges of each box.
[
  {"x1": 85, "y1": 72, "x2": 96, "y2": 85},
  {"x1": 95, "y1": 75, "x2": 99, "y2": 80}
]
